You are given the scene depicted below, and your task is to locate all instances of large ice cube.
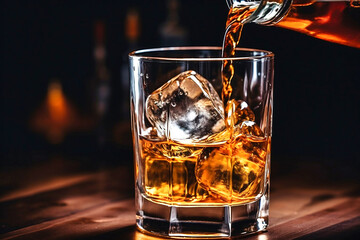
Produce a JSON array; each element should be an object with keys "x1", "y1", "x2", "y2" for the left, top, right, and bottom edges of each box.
[
  {"x1": 146, "y1": 70, "x2": 226, "y2": 144},
  {"x1": 195, "y1": 99, "x2": 267, "y2": 202},
  {"x1": 195, "y1": 137, "x2": 267, "y2": 202}
]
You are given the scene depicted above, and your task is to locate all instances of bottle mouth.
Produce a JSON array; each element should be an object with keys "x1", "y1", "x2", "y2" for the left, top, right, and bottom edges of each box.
[
  {"x1": 228, "y1": 0, "x2": 293, "y2": 26},
  {"x1": 228, "y1": 0, "x2": 261, "y2": 8}
]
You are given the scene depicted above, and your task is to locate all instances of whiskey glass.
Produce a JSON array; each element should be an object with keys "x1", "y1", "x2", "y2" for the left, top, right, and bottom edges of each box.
[{"x1": 129, "y1": 46, "x2": 274, "y2": 238}]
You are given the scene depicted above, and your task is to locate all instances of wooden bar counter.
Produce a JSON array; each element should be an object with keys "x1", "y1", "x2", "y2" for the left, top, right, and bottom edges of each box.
[{"x1": 1, "y1": 155, "x2": 359, "y2": 240}]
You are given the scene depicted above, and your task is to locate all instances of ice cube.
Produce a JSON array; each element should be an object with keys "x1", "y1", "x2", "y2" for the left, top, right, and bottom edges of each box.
[
  {"x1": 143, "y1": 153, "x2": 209, "y2": 202},
  {"x1": 195, "y1": 99, "x2": 267, "y2": 202},
  {"x1": 238, "y1": 120, "x2": 264, "y2": 137},
  {"x1": 195, "y1": 136, "x2": 268, "y2": 202},
  {"x1": 225, "y1": 99, "x2": 255, "y2": 127},
  {"x1": 146, "y1": 70, "x2": 226, "y2": 144},
  {"x1": 225, "y1": 99, "x2": 263, "y2": 138}
]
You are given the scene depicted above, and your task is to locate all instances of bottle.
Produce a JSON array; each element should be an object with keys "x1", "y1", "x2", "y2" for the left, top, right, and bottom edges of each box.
[
  {"x1": 92, "y1": 20, "x2": 111, "y2": 146},
  {"x1": 159, "y1": 0, "x2": 188, "y2": 46},
  {"x1": 228, "y1": 0, "x2": 360, "y2": 48},
  {"x1": 113, "y1": 8, "x2": 141, "y2": 147},
  {"x1": 121, "y1": 8, "x2": 140, "y2": 121}
]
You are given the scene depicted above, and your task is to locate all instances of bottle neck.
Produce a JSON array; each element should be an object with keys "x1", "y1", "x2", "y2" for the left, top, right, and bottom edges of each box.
[{"x1": 232, "y1": 0, "x2": 293, "y2": 25}]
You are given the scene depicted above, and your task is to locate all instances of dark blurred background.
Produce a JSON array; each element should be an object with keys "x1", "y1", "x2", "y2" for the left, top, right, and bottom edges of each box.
[{"x1": 2, "y1": 0, "x2": 360, "y2": 172}]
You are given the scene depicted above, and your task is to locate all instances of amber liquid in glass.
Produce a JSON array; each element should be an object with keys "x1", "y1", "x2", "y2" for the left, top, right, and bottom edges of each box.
[
  {"x1": 141, "y1": 134, "x2": 268, "y2": 205},
  {"x1": 141, "y1": 93, "x2": 270, "y2": 205},
  {"x1": 140, "y1": 5, "x2": 270, "y2": 207}
]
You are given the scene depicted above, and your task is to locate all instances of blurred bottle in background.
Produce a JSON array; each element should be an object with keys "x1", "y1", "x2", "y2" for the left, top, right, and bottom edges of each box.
[
  {"x1": 114, "y1": 8, "x2": 141, "y2": 147},
  {"x1": 91, "y1": 20, "x2": 111, "y2": 146},
  {"x1": 30, "y1": 80, "x2": 93, "y2": 145},
  {"x1": 31, "y1": 80, "x2": 73, "y2": 144},
  {"x1": 121, "y1": 8, "x2": 140, "y2": 121},
  {"x1": 159, "y1": 0, "x2": 188, "y2": 46}
]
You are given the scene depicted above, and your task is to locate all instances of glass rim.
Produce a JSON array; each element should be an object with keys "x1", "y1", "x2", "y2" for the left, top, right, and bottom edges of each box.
[{"x1": 129, "y1": 46, "x2": 274, "y2": 61}]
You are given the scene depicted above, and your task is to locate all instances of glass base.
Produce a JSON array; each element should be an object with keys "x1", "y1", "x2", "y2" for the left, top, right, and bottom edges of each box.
[{"x1": 135, "y1": 183, "x2": 269, "y2": 238}]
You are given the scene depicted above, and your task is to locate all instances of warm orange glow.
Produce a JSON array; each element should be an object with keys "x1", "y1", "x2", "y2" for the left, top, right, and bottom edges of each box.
[
  {"x1": 314, "y1": 15, "x2": 330, "y2": 24},
  {"x1": 277, "y1": 2, "x2": 360, "y2": 48},
  {"x1": 47, "y1": 82, "x2": 68, "y2": 126},
  {"x1": 30, "y1": 80, "x2": 94, "y2": 144},
  {"x1": 351, "y1": 0, "x2": 360, "y2": 8},
  {"x1": 125, "y1": 9, "x2": 140, "y2": 42},
  {"x1": 134, "y1": 229, "x2": 170, "y2": 240},
  {"x1": 277, "y1": 18, "x2": 312, "y2": 31},
  {"x1": 315, "y1": 33, "x2": 347, "y2": 45},
  {"x1": 0, "y1": 173, "x2": 94, "y2": 202},
  {"x1": 292, "y1": 0, "x2": 315, "y2": 7}
]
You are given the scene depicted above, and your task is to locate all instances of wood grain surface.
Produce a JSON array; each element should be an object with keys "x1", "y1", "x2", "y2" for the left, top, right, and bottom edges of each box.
[{"x1": 1, "y1": 157, "x2": 359, "y2": 240}]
